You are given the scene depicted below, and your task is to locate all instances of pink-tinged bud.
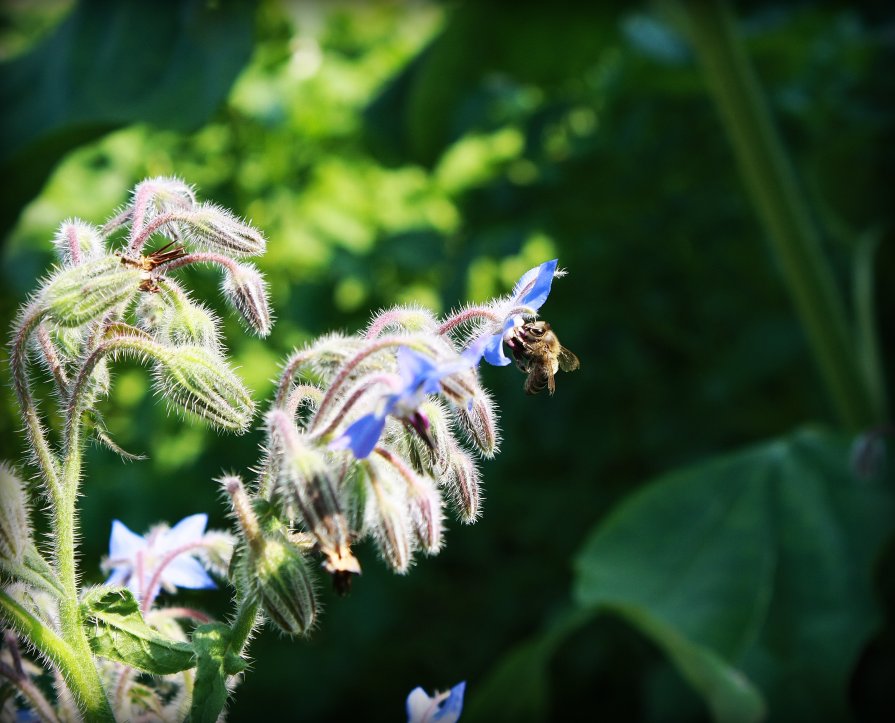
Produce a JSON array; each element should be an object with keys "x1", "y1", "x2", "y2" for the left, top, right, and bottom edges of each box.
[
  {"x1": 43, "y1": 255, "x2": 142, "y2": 327},
  {"x1": 221, "y1": 262, "x2": 273, "y2": 337},
  {"x1": 179, "y1": 203, "x2": 267, "y2": 257},
  {"x1": 267, "y1": 411, "x2": 359, "y2": 578},
  {"x1": 376, "y1": 448, "x2": 444, "y2": 554},
  {"x1": 0, "y1": 463, "x2": 31, "y2": 562},
  {"x1": 153, "y1": 346, "x2": 255, "y2": 432},
  {"x1": 455, "y1": 389, "x2": 500, "y2": 458},
  {"x1": 52, "y1": 219, "x2": 105, "y2": 266},
  {"x1": 445, "y1": 441, "x2": 482, "y2": 524},
  {"x1": 362, "y1": 457, "x2": 413, "y2": 573}
]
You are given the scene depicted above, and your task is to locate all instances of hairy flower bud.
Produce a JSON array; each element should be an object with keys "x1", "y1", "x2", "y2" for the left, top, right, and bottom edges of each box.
[
  {"x1": 251, "y1": 532, "x2": 318, "y2": 636},
  {"x1": 455, "y1": 389, "x2": 500, "y2": 458},
  {"x1": 268, "y1": 411, "x2": 359, "y2": 578},
  {"x1": 445, "y1": 441, "x2": 482, "y2": 523},
  {"x1": 160, "y1": 299, "x2": 220, "y2": 349},
  {"x1": 135, "y1": 292, "x2": 169, "y2": 332},
  {"x1": 179, "y1": 203, "x2": 267, "y2": 257},
  {"x1": 222, "y1": 262, "x2": 273, "y2": 337},
  {"x1": 376, "y1": 448, "x2": 444, "y2": 554},
  {"x1": 362, "y1": 457, "x2": 413, "y2": 573},
  {"x1": 154, "y1": 346, "x2": 254, "y2": 432},
  {"x1": 43, "y1": 255, "x2": 142, "y2": 327},
  {"x1": 0, "y1": 463, "x2": 31, "y2": 562},
  {"x1": 52, "y1": 219, "x2": 105, "y2": 266}
]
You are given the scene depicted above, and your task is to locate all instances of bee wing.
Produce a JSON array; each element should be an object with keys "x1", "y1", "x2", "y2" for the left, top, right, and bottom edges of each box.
[{"x1": 558, "y1": 346, "x2": 580, "y2": 372}]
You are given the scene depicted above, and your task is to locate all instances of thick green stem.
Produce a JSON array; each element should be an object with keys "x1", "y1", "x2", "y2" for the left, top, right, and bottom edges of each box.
[{"x1": 676, "y1": 0, "x2": 878, "y2": 431}]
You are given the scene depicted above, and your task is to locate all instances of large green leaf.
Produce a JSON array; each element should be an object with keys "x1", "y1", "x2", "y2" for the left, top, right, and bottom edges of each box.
[
  {"x1": 574, "y1": 428, "x2": 894, "y2": 721},
  {"x1": 80, "y1": 587, "x2": 195, "y2": 675},
  {"x1": 0, "y1": 0, "x2": 254, "y2": 235}
]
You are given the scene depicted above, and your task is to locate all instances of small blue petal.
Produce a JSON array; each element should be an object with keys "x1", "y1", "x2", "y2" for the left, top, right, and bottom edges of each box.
[
  {"x1": 435, "y1": 682, "x2": 465, "y2": 722},
  {"x1": 163, "y1": 556, "x2": 217, "y2": 590},
  {"x1": 162, "y1": 513, "x2": 208, "y2": 551},
  {"x1": 397, "y1": 347, "x2": 439, "y2": 388},
  {"x1": 332, "y1": 412, "x2": 387, "y2": 459},
  {"x1": 109, "y1": 519, "x2": 145, "y2": 559},
  {"x1": 482, "y1": 323, "x2": 514, "y2": 367},
  {"x1": 517, "y1": 259, "x2": 557, "y2": 310}
]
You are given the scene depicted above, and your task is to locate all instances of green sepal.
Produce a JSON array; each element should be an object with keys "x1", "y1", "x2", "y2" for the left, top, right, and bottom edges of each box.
[{"x1": 80, "y1": 587, "x2": 196, "y2": 674}]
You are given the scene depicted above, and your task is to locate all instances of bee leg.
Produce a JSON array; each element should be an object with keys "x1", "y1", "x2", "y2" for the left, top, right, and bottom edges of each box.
[{"x1": 547, "y1": 369, "x2": 556, "y2": 395}]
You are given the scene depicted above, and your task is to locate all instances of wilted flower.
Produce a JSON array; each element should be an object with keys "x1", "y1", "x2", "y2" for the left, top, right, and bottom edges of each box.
[
  {"x1": 406, "y1": 682, "x2": 465, "y2": 723},
  {"x1": 102, "y1": 514, "x2": 220, "y2": 602},
  {"x1": 476, "y1": 258, "x2": 560, "y2": 366},
  {"x1": 331, "y1": 347, "x2": 476, "y2": 459}
]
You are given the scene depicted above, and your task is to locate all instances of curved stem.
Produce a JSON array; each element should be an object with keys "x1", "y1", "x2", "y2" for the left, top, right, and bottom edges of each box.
[
  {"x1": 676, "y1": 0, "x2": 877, "y2": 430},
  {"x1": 437, "y1": 307, "x2": 501, "y2": 336},
  {"x1": 10, "y1": 301, "x2": 61, "y2": 497}
]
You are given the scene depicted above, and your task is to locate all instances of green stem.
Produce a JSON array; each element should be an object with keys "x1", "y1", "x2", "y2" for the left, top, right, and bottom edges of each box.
[
  {"x1": 1, "y1": 591, "x2": 111, "y2": 720},
  {"x1": 676, "y1": 0, "x2": 878, "y2": 431}
]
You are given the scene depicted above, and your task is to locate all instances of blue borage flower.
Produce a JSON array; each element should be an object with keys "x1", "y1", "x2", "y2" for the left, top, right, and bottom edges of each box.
[
  {"x1": 406, "y1": 682, "x2": 466, "y2": 723},
  {"x1": 476, "y1": 258, "x2": 560, "y2": 367},
  {"x1": 331, "y1": 346, "x2": 479, "y2": 459},
  {"x1": 102, "y1": 513, "x2": 217, "y2": 600}
]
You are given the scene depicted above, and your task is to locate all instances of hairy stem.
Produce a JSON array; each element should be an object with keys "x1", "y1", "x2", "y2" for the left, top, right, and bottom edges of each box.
[
  {"x1": 676, "y1": 0, "x2": 877, "y2": 430},
  {"x1": 10, "y1": 301, "x2": 61, "y2": 497},
  {"x1": 1, "y1": 592, "x2": 112, "y2": 720}
]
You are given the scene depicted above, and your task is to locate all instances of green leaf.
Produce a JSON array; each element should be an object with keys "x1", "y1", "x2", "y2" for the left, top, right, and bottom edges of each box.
[
  {"x1": 80, "y1": 587, "x2": 195, "y2": 675},
  {"x1": 190, "y1": 622, "x2": 246, "y2": 723},
  {"x1": 574, "y1": 427, "x2": 894, "y2": 721},
  {"x1": 0, "y1": 0, "x2": 254, "y2": 235},
  {"x1": 465, "y1": 608, "x2": 592, "y2": 723}
]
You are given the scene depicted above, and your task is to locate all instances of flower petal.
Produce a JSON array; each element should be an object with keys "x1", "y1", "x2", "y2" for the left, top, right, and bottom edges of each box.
[
  {"x1": 161, "y1": 513, "x2": 209, "y2": 552},
  {"x1": 331, "y1": 412, "x2": 388, "y2": 459},
  {"x1": 482, "y1": 324, "x2": 514, "y2": 367},
  {"x1": 406, "y1": 682, "x2": 466, "y2": 723},
  {"x1": 162, "y1": 555, "x2": 217, "y2": 590},
  {"x1": 105, "y1": 566, "x2": 130, "y2": 587},
  {"x1": 406, "y1": 687, "x2": 435, "y2": 723},
  {"x1": 397, "y1": 347, "x2": 439, "y2": 387},
  {"x1": 109, "y1": 519, "x2": 145, "y2": 559},
  {"x1": 435, "y1": 682, "x2": 465, "y2": 723},
  {"x1": 513, "y1": 258, "x2": 557, "y2": 310}
]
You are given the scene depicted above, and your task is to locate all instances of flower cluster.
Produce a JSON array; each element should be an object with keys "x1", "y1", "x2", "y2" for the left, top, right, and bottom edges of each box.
[{"x1": 3, "y1": 178, "x2": 573, "y2": 722}]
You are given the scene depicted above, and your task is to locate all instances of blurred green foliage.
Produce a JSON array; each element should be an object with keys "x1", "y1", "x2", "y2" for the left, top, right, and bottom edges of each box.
[{"x1": 1, "y1": 1, "x2": 893, "y2": 721}]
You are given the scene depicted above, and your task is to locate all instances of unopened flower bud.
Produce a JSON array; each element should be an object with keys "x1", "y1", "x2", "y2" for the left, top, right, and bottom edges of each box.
[
  {"x1": 179, "y1": 203, "x2": 266, "y2": 257},
  {"x1": 251, "y1": 532, "x2": 317, "y2": 636},
  {"x1": 268, "y1": 411, "x2": 359, "y2": 580},
  {"x1": 445, "y1": 442, "x2": 482, "y2": 523},
  {"x1": 160, "y1": 299, "x2": 220, "y2": 348},
  {"x1": 0, "y1": 463, "x2": 31, "y2": 562},
  {"x1": 362, "y1": 457, "x2": 413, "y2": 573},
  {"x1": 376, "y1": 448, "x2": 444, "y2": 554},
  {"x1": 456, "y1": 390, "x2": 500, "y2": 458},
  {"x1": 52, "y1": 219, "x2": 105, "y2": 266},
  {"x1": 135, "y1": 292, "x2": 169, "y2": 332},
  {"x1": 222, "y1": 262, "x2": 273, "y2": 337},
  {"x1": 154, "y1": 346, "x2": 254, "y2": 432},
  {"x1": 43, "y1": 255, "x2": 142, "y2": 327}
]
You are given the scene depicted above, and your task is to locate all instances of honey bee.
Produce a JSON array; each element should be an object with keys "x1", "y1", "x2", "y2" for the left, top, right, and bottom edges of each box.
[{"x1": 507, "y1": 320, "x2": 579, "y2": 395}]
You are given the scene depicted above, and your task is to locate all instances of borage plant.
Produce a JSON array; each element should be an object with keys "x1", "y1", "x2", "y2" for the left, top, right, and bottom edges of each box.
[{"x1": 0, "y1": 178, "x2": 575, "y2": 722}]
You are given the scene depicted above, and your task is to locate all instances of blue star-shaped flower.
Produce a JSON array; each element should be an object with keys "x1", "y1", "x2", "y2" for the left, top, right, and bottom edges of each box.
[
  {"x1": 476, "y1": 259, "x2": 559, "y2": 367},
  {"x1": 331, "y1": 347, "x2": 475, "y2": 459},
  {"x1": 103, "y1": 514, "x2": 216, "y2": 599},
  {"x1": 406, "y1": 682, "x2": 465, "y2": 723}
]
